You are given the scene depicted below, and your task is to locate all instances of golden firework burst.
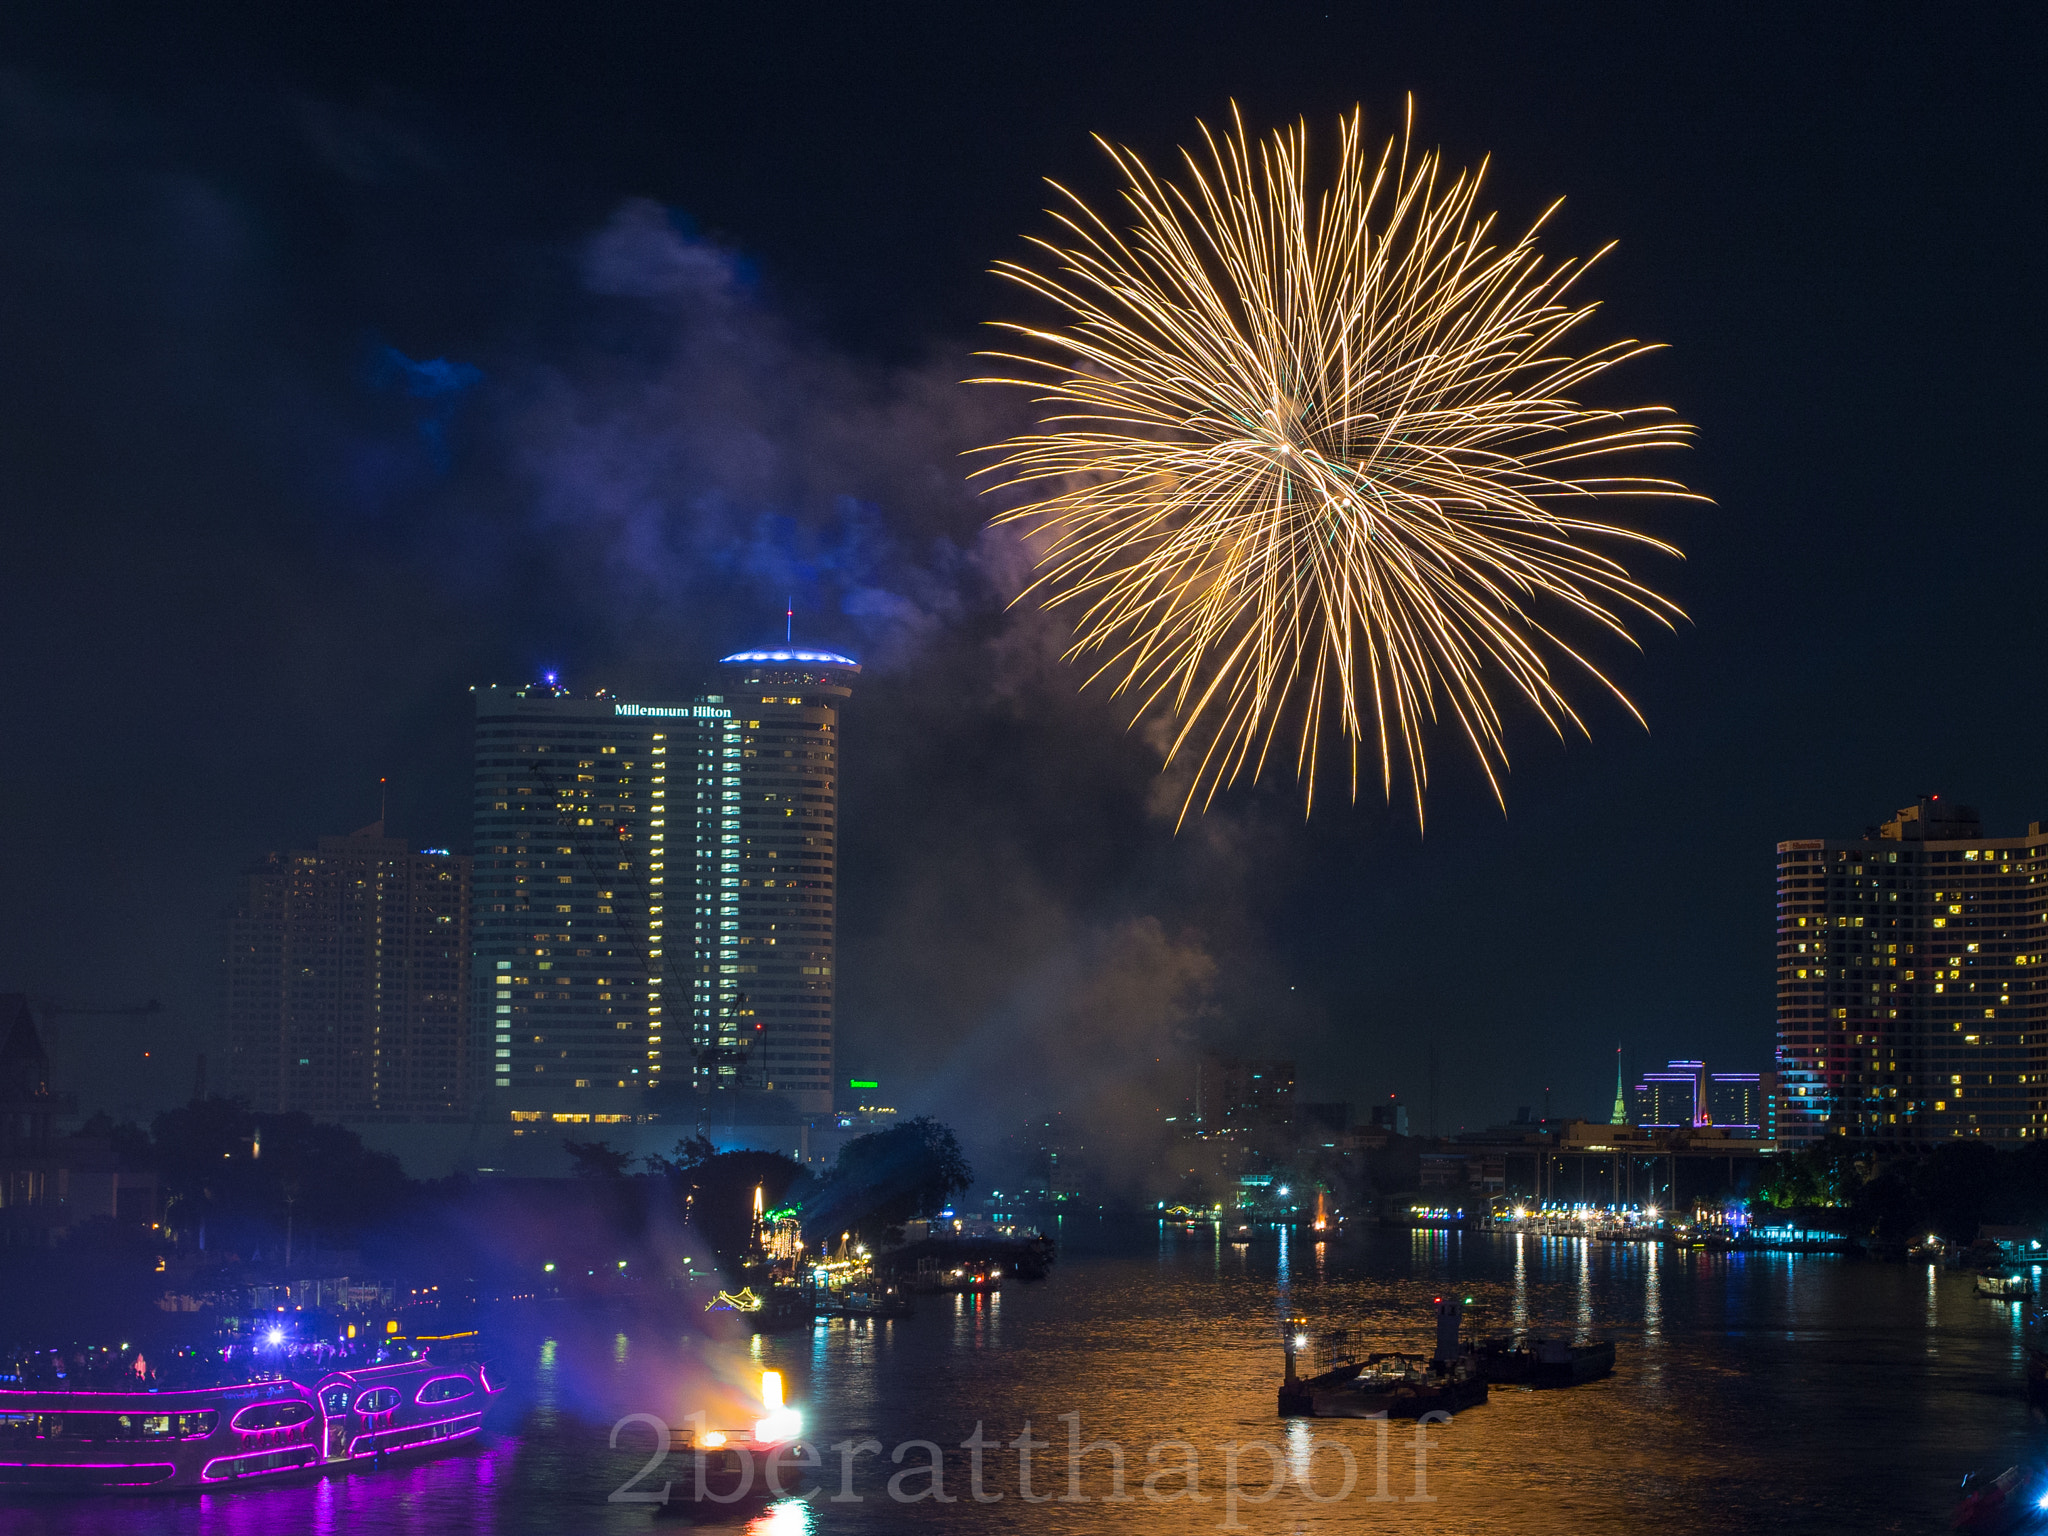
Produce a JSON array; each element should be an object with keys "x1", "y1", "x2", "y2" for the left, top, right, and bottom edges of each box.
[{"x1": 973, "y1": 102, "x2": 1697, "y2": 823}]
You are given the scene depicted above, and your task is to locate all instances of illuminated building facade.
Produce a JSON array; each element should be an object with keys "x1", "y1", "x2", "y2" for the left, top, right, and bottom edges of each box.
[
  {"x1": 708, "y1": 649, "x2": 857, "y2": 1115},
  {"x1": 221, "y1": 826, "x2": 471, "y2": 1117},
  {"x1": 1776, "y1": 797, "x2": 2048, "y2": 1146},
  {"x1": 1632, "y1": 1062, "x2": 1703, "y2": 1130},
  {"x1": 1629, "y1": 1060, "x2": 1776, "y2": 1138},
  {"x1": 473, "y1": 650, "x2": 854, "y2": 1127},
  {"x1": 1706, "y1": 1072, "x2": 1776, "y2": 1138},
  {"x1": 472, "y1": 683, "x2": 733, "y2": 1125}
]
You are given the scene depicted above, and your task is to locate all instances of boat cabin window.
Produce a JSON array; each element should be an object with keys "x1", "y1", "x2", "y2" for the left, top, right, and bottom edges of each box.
[{"x1": 231, "y1": 1401, "x2": 314, "y2": 1432}]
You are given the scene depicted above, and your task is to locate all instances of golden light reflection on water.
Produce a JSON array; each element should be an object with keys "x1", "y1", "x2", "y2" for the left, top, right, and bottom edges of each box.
[{"x1": 14, "y1": 1235, "x2": 2039, "y2": 1536}]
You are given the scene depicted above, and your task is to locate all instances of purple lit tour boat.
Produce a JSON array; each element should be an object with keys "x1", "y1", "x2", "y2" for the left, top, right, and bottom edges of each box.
[{"x1": 0, "y1": 1334, "x2": 503, "y2": 1492}]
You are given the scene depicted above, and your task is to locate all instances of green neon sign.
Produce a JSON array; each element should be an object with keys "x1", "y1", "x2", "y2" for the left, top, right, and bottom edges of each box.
[{"x1": 849, "y1": 1079, "x2": 878, "y2": 1089}]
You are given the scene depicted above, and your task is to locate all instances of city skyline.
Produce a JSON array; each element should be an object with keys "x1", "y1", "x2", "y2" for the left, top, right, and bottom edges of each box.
[
  {"x1": 1, "y1": 10, "x2": 2044, "y2": 1532},
  {"x1": 2, "y1": 8, "x2": 2043, "y2": 1152}
]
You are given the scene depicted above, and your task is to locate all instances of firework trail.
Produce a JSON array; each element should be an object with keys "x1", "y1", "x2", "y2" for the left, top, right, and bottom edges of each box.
[{"x1": 974, "y1": 102, "x2": 1697, "y2": 822}]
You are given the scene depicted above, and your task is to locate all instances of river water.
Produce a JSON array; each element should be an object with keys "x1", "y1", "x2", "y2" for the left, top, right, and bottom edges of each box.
[{"x1": 5, "y1": 1222, "x2": 2040, "y2": 1534}]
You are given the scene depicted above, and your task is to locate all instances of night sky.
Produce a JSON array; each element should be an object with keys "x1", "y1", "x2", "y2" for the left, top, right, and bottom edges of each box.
[{"x1": 1, "y1": 4, "x2": 2043, "y2": 1149}]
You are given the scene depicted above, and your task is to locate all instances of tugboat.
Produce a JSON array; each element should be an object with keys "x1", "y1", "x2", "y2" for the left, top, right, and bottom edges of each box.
[
  {"x1": 1278, "y1": 1299, "x2": 1488, "y2": 1420},
  {"x1": 0, "y1": 1328, "x2": 500, "y2": 1491}
]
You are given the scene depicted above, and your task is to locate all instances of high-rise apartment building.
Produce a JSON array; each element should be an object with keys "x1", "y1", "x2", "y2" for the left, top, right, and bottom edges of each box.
[
  {"x1": 1776, "y1": 797, "x2": 2048, "y2": 1146},
  {"x1": 221, "y1": 826, "x2": 471, "y2": 1118},
  {"x1": 472, "y1": 648, "x2": 855, "y2": 1128},
  {"x1": 1195, "y1": 1056, "x2": 1297, "y2": 1129}
]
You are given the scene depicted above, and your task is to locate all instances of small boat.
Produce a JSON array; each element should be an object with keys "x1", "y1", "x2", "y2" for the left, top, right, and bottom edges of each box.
[
  {"x1": 705, "y1": 1285, "x2": 814, "y2": 1332},
  {"x1": 1976, "y1": 1273, "x2": 2035, "y2": 1301},
  {"x1": 830, "y1": 1287, "x2": 914, "y2": 1320},
  {"x1": 656, "y1": 1370, "x2": 808, "y2": 1516},
  {"x1": 0, "y1": 1338, "x2": 500, "y2": 1491}
]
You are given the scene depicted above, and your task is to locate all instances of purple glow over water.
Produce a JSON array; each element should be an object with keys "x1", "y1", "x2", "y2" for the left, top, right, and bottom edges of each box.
[{"x1": 2, "y1": 1228, "x2": 2029, "y2": 1534}]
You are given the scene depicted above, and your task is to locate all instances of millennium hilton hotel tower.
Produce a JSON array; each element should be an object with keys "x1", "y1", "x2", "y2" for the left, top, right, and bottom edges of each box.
[
  {"x1": 1777, "y1": 797, "x2": 2048, "y2": 1148},
  {"x1": 471, "y1": 648, "x2": 854, "y2": 1129}
]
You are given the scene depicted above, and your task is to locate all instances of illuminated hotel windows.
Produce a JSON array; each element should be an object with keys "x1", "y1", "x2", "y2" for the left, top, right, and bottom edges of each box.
[{"x1": 473, "y1": 656, "x2": 853, "y2": 1122}]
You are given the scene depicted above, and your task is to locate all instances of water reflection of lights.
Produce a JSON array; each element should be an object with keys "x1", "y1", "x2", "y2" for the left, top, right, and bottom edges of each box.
[
  {"x1": 1576, "y1": 1237, "x2": 1594, "y2": 1338},
  {"x1": 1512, "y1": 1233, "x2": 1528, "y2": 1331},
  {"x1": 951, "y1": 1285, "x2": 999, "y2": 1350},
  {"x1": 745, "y1": 1496, "x2": 819, "y2": 1536},
  {"x1": 1644, "y1": 1238, "x2": 1661, "y2": 1338},
  {"x1": 1283, "y1": 1417, "x2": 1314, "y2": 1485}
]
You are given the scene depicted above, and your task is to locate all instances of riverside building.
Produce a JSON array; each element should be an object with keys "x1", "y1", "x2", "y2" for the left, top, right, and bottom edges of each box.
[
  {"x1": 220, "y1": 825, "x2": 471, "y2": 1118},
  {"x1": 1630, "y1": 1060, "x2": 1777, "y2": 1138},
  {"x1": 472, "y1": 648, "x2": 854, "y2": 1130},
  {"x1": 708, "y1": 649, "x2": 855, "y2": 1115},
  {"x1": 1776, "y1": 797, "x2": 2048, "y2": 1147}
]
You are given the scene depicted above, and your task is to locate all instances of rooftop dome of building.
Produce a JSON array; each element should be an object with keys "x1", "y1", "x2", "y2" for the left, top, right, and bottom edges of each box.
[{"x1": 718, "y1": 648, "x2": 860, "y2": 670}]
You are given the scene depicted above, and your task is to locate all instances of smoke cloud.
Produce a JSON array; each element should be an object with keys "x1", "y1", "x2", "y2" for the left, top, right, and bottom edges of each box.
[{"x1": 0, "y1": 70, "x2": 1322, "y2": 1158}]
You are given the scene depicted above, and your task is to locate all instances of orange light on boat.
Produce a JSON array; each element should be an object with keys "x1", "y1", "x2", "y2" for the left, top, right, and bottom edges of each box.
[{"x1": 755, "y1": 1369, "x2": 801, "y2": 1443}]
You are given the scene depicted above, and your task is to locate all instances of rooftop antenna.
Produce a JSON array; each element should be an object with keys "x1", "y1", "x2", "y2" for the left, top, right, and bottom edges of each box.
[
  {"x1": 379, "y1": 777, "x2": 388, "y2": 825},
  {"x1": 786, "y1": 596, "x2": 793, "y2": 645}
]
